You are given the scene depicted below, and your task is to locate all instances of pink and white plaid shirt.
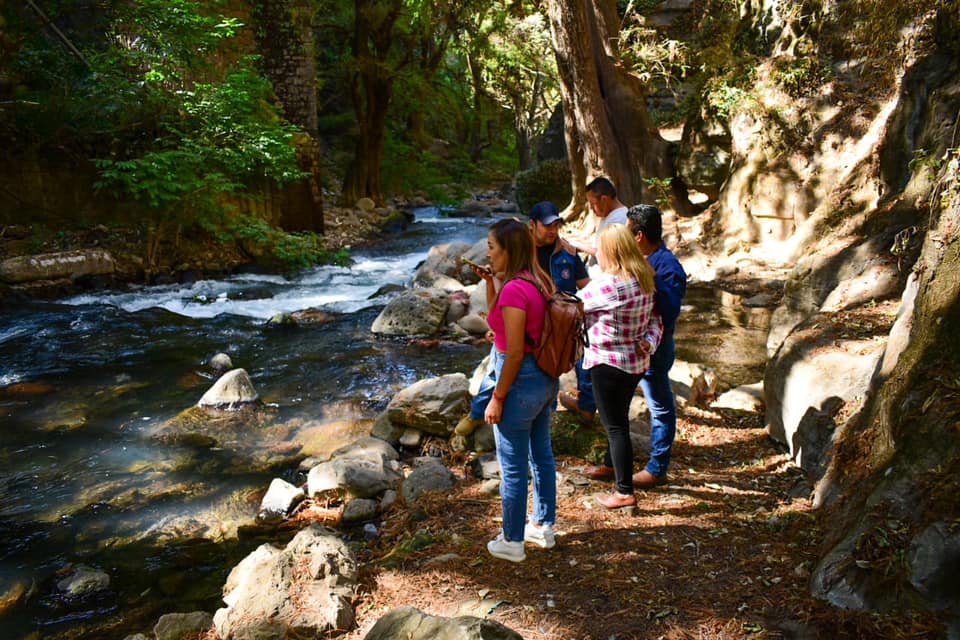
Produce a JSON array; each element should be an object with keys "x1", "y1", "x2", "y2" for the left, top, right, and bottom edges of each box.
[{"x1": 581, "y1": 273, "x2": 663, "y2": 374}]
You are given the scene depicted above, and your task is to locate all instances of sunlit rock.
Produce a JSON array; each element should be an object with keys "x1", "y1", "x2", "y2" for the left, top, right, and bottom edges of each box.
[
  {"x1": 385, "y1": 373, "x2": 470, "y2": 435},
  {"x1": 154, "y1": 611, "x2": 213, "y2": 640},
  {"x1": 363, "y1": 605, "x2": 522, "y2": 640},
  {"x1": 197, "y1": 368, "x2": 259, "y2": 408},
  {"x1": 258, "y1": 478, "x2": 305, "y2": 524},
  {"x1": 208, "y1": 353, "x2": 233, "y2": 372},
  {"x1": 0, "y1": 249, "x2": 115, "y2": 284},
  {"x1": 307, "y1": 448, "x2": 401, "y2": 499},
  {"x1": 214, "y1": 525, "x2": 356, "y2": 640},
  {"x1": 371, "y1": 288, "x2": 449, "y2": 336}
]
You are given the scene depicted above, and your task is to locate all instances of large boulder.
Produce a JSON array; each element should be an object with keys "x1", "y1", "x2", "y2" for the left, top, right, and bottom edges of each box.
[
  {"x1": 412, "y1": 242, "x2": 471, "y2": 288},
  {"x1": 371, "y1": 288, "x2": 449, "y2": 337},
  {"x1": 764, "y1": 312, "x2": 885, "y2": 479},
  {"x1": 306, "y1": 447, "x2": 401, "y2": 498},
  {"x1": 385, "y1": 374, "x2": 470, "y2": 436},
  {"x1": 0, "y1": 249, "x2": 115, "y2": 284},
  {"x1": 214, "y1": 525, "x2": 356, "y2": 640},
  {"x1": 364, "y1": 605, "x2": 523, "y2": 640}
]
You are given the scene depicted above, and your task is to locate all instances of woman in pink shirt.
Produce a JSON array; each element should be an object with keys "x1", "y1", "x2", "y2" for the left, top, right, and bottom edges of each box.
[
  {"x1": 581, "y1": 224, "x2": 663, "y2": 509},
  {"x1": 466, "y1": 218, "x2": 559, "y2": 562}
]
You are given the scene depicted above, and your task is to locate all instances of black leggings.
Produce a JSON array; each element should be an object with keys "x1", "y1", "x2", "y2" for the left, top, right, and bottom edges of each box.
[{"x1": 590, "y1": 364, "x2": 643, "y2": 495}]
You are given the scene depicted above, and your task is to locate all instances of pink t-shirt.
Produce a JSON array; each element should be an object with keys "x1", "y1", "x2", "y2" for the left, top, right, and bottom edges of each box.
[{"x1": 487, "y1": 274, "x2": 546, "y2": 353}]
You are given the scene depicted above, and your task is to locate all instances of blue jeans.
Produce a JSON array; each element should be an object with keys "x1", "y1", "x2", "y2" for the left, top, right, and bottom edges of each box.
[
  {"x1": 491, "y1": 351, "x2": 559, "y2": 541},
  {"x1": 640, "y1": 338, "x2": 677, "y2": 478},
  {"x1": 470, "y1": 346, "x2": 497, "y2": 421},
  {"x1": 575, "y1": 357, "x2": 596, "y2": 413}
]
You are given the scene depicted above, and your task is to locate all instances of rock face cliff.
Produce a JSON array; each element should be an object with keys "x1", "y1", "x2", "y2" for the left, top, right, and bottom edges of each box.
[{"x1": 696, "y1": 0, "x2": 960, "y2": 625}]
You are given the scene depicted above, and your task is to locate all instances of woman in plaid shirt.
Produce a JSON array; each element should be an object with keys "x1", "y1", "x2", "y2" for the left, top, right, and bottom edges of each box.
[{"x1": 582, "y1": 224, "x2": 664, "y2": 509}]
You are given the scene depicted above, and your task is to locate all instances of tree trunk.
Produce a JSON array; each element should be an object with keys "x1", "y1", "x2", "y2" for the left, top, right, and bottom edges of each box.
[
  {"x1": 253, "y1": 0, "x2": 323, "y2": 232},
  {"x1": 340, "y1": 0, "x2": 403, "y2": 206},
  {"x1": 546, "y1": 0, "x2": 692, "y2": 221}
]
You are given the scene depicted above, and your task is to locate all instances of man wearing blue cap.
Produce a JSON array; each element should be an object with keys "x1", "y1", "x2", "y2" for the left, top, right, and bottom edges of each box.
[{"x1": 454, "y1": 201, "x2": 593, "y2": 438}]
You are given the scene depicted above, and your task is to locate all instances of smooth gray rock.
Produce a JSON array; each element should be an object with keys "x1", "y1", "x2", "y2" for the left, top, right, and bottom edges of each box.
[
  {"x1": 364, "y1": 605, "x2": 522, "y2": 640},
  {"x1": 56, "y1": 565, "x2": 109, "y2": 597},
  {"x1": 154, "y1": 611, "x2": 213, "y2": 640},
  {"x1": 197, "y1": 368, "x2": 258, "y2": 408},
  {"x1": 257, "y1": 478, "x2": 305, "y2": 523},
  {"x1": 0, "y1": 249, "x2": 115, "y2": 283},
  {"x1": 386, "y1": 374, "x2": 470, "y2": 435},
  {"x1": 401, "y1": 463, "x2": 456, "y2": 505}
]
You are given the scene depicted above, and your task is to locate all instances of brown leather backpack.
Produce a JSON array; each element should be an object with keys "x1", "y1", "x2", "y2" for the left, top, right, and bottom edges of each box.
[{"x1": 516, "y1": 275, "x2": 587, "y2": 378}]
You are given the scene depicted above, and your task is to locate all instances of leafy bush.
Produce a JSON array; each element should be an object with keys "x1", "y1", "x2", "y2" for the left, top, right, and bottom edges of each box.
[
  {"x1": 514, "y1": 160, "x2": 572, "y2": 215},
  {"x1": 772, "y1": 56, "x2": 831, "y2": 98}
]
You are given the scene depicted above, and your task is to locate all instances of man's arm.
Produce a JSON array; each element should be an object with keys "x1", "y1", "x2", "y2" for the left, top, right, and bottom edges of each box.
[{"x1": 654, "y1": 271, "x2": 684, "y2": 328}]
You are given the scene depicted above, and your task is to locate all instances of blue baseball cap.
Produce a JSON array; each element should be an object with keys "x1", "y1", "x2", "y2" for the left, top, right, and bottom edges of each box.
[{"x1": 529, "y1": 201, "x2": 563, "y2": 225}]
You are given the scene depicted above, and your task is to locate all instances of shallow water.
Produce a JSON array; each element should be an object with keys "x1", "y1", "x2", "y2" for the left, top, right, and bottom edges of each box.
[{"x1": 0, "y1": 211, "x2": 772, "y2": 638}]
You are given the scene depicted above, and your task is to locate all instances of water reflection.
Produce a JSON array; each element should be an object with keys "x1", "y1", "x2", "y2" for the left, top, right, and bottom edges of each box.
[{"x1": 674, "y1": 284, "x2": 773, "y2": 388}]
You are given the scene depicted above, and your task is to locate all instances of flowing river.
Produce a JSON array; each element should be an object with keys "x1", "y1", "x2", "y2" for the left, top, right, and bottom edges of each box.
[{"x1": 0, "y1": 207, "x2": 771, "y2": 638}]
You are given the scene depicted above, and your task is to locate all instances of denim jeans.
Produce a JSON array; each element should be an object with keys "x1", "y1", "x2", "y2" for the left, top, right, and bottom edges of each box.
[
  {"x1": 469, "y1": 346, "x2": 497, "y2": 421},
  {"x1": 575, "y1": 357, "x2": 596, "y2": 413},
  {"x1": 491, "y1": 351, "x2": 559, "y2": 542},
  {"x1": 640, "y1": 337, "x2": 677, "y2": 478},
  {"x1": 590, "y1": 364, "x2": 642, "y2": 495}
]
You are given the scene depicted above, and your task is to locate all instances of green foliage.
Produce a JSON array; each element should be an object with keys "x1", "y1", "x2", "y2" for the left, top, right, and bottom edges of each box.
[
  {"x1": 95, "y1": 68, "x2": 307, "y2": 226},
  {"x1": 643, "y1": 176, "x2": 673, "y2": 209},
  {"x1": 514, "y1": 160, "x2": 572, "y2": 214},
  {"x1": 620, "y1": 5, "x2": 691, "y2": 88},
  {"x1": 231, "y1": 217, "x2": 351, "y2": 270},
  {"x1": 771, "y1": 56, "x2": 831, "y2": 98}
]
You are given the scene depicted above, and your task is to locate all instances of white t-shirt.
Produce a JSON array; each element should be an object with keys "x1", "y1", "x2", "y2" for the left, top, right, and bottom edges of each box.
[{"x1": 587, "y1": 206, "x2": 629, "y2": 278}]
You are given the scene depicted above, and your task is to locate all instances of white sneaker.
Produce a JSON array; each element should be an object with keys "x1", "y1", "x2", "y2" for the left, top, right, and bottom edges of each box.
[
  {"x1": 524, "y1": 523, "x2": 556, "y2": 549},
  {"x1": 487, "y1": 533, "x2": 526, "y2": 562}
]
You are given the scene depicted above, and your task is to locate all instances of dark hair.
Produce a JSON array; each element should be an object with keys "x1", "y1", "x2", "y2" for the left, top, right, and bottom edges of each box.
[
  {"x1": 489, "y1": 219, "x2": 554, "y2": 293},
  {"x1": 626, "y1": 204, "x2": 663, "y2": 243},
  {"x1": 585, "y1": 176, "x2": 617, "y2": 199}
]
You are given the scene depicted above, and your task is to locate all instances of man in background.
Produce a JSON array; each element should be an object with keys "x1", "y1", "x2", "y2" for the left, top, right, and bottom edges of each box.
[{"x1": 559, "y1": 176, "x2": 628, "y2": 421}]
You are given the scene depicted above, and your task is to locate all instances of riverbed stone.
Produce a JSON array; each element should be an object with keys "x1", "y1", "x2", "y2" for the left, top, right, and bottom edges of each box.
[
  {"x1": 154, "y1": 611, "x2": 213, "y2": 640},
  {"x1": 197, "y1": 368, "x2": 259, "y2": 408},
  {"x1": 363, "y1": 605, "x2": 523, "y2": 640},
  {"x1": 214, "y1": 525, "x2": 356, "y2": 640},
  {"x1": 257, "y1": 478, "x2": 305, "y2": 524},
  {"x1": 412, "y1": 242, "x2": 471, "y2": 288},
  {"x1": 331, "y1": 436, "x2": 400, "y2": 463},
  {"x1": 208, "y1": 352, "x2": 233, "y2": 373},
  {"x1": 711, "y1": 382, "x2": 765, "y2": 413},
  {"x1": 307, "y1": 448, "x2": 402, "y2": 498},
  {"x1": 0, "y1": 249, "x2": 115, "y2": 284},
  {"x1": 386, "y1": 373, "x2": 470, "y2": 435},
  {"x1": 57, "y1": 565, "x2": 110, "y2": 597},
  {"x1": 401, "y1": 462, "x2": 456, "y2": 505},
  {"x1": 457, "y1": 313, "x2": 489, "y2": 335},
  {"x1": 342, "y1": 497, "x2": 380, "y2": 523},
  {"x1": 371, "y1": 288, "x2": 449, "y2": 336}
]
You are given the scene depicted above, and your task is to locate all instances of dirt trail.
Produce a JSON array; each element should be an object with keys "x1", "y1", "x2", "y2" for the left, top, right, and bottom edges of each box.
[{"x1": 326, "y1": 406, "x2": 941, "y2": 640}]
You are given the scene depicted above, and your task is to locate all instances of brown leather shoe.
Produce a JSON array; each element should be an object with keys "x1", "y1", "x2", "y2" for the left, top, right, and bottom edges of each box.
[
  {"x1": 559, "y1": 391, "x2": 595, "y2": 424},
  {"x1": 582, "y1": 464, "x2": 615, "y2": 480},
  {"x1": 632, "y1": 469, "x2": 666, "y2": 489},
  {"x1": 596, "y1": 491, "x2": 636, "y2": 509}
]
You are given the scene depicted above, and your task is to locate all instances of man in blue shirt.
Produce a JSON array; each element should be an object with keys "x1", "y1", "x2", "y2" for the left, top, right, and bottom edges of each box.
[{"x1": 581, "y1": 204, "x2": 687, "y2": 487}]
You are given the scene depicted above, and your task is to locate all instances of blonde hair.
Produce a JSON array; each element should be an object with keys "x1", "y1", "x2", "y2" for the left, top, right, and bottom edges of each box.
[{"x1": 597, "y1": 224, "x2": 656, "y2": 294}]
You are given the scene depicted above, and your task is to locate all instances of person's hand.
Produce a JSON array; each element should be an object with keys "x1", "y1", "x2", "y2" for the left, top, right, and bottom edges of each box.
[
  {"x1": 466, "y1": 261, "x2": 494, "y2": 282},
  {"x1": 635, "y1": 339, "x2": 653, "y2": 357},
  {"x1": 484, "y1": 396, "x2": 503, "y2": 425}
]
